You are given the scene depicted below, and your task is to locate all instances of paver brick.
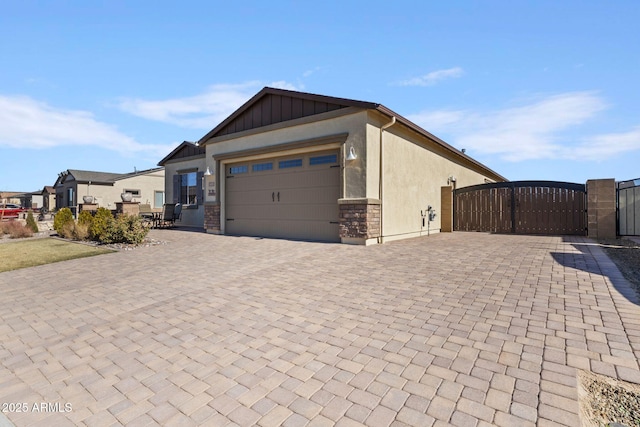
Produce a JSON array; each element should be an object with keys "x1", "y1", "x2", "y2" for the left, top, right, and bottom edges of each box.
[{"x1": 2, "y1": 232, "x2": 639, "y2": 427}]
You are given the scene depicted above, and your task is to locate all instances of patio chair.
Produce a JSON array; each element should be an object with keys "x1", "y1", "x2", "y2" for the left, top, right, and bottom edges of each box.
[
  {"x1": 173, "y1": 203, "x2": 182, "y2": 223},
  {"x1": 158, "y1": 203, "x2": 177, "y2": 228},
  {"x1": 138, "y1": 204, "x2": 154, "y2": 226}
]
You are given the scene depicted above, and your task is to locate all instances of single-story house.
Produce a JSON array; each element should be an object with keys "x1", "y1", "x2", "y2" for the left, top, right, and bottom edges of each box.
[
  {"x1": 12, "y1": 186, "x2": 55, "y2": 211},
  {"x1": 54, "y1": 167, "x2": 165, "y2": 214},
  {"x1": 0, "y1": 192, "x2": 23, "y2": 205},
  {"x1": 170, "y1": 87, "x2": 505, "y2": 244},
  {"x1": 157, "y1": 141, "x2": 206, "y2": 228}
]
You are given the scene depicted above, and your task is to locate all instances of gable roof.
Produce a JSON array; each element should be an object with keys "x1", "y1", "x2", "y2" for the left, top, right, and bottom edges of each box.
[
  {"x1": 199, "y1": 87, "x2": 506, "y2": 181},
  {"x1": 55, "y1": 167, "x2": 164, "y2": 186},
  {"x1": 158, "y1": 141, "x2": 205, "y2": 166},
  {"x1": 198, "y1": 87, "x2": 378, "y2": 143}
]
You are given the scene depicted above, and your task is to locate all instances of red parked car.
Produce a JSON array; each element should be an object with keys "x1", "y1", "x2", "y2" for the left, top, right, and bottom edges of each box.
[{"x1": 0, "y1": 203, "x2": 26, "y2": 219}]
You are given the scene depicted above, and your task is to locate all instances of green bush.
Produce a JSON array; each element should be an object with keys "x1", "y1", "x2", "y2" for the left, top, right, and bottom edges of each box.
[
  {"x1": 73, "y1": 222, "x2": 90, "y2": 241},
  {"x1": 53, "y1": 208, "x2": 74, "y2": 234},
  {"x1": 25, "y1": 211, "x2": 39, "y2": 233},
  {"x1": 59, "y1": 221, "x2": 75, "y2": 239},
  {"x1": 78, "y1": 210, "x2": 94, "y2": 227},
  {"x1": 100, "y1": 214, "x2": 149, "y2": 244},
  {"x1": 90, "y1": 208, "x2": 113, "y2": 241}
]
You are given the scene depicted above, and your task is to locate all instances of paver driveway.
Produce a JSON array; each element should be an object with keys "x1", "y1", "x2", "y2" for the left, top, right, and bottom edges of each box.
[{"x1": 0, "y1": 231, "x2": 639, "y2": 426}]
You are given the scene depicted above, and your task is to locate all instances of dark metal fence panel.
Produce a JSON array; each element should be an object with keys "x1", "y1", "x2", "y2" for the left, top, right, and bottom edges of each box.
[
  {"x1": 618, "y1": 181, "x2": 640, "y2": 236},
  {"x1": 454, "y1": 181, "x2": 586, "y2": 235}
]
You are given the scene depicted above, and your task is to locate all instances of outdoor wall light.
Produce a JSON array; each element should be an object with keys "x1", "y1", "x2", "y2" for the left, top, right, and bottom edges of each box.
[
  {"x1": 345, "y1": 146, "x2": 358, "y2": 161},
  {"x1": 448, "y1": 176, "x2": 456, "y2": 185},
  {"x1": 204, "y1": 167, "x2": 212, "y2": 176}
]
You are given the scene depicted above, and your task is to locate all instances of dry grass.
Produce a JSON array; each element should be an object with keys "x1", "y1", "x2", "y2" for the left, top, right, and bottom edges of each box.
[
  {"x1": 0, "y1": 220, "x2": 33, "y2": 239},
  {"x1": 0, "y1": 238, "x2": 113, "y2": 273}
]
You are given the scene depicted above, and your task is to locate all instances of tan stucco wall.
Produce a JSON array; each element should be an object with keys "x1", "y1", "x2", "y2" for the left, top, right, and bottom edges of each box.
[
  {"x1": 201, "y1": 107, "x2": 503, "y2": 243},
  {"x1": 75, "y1": 170, "x2": 165, "y2": 211},
  {"x1": 370, "y1": 113, "x2": 501, "y2": 242},
  {"x1": 163, "y1": 157, "x2": 206, "y2": 228}
]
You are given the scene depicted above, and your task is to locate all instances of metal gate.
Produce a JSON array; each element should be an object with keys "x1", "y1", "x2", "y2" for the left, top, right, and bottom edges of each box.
[
  {"x1": 618, "y1": 178, "x2": 640, "y2": 236},
  {"x1": 454, "y1": 181, "x2": 586, "y2": 235}
]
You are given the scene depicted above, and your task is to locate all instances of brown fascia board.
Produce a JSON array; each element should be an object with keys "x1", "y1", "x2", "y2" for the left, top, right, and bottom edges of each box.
[
  {"x1": 374, "y1": 105, "x2": 508, "y2": 182},
  {"x1": 198, "y1": 87, "x2": 378, "y2": 145}
]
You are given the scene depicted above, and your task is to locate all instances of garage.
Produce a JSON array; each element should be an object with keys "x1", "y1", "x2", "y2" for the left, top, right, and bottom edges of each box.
[{"x1": 224, "y1": 150, "x2": 341, "y2": 242}]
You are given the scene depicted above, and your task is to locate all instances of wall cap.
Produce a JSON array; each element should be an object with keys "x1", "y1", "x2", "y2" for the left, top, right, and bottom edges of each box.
[{"x1": 338, "y1": 198, "x2": 381, "y2": 205}]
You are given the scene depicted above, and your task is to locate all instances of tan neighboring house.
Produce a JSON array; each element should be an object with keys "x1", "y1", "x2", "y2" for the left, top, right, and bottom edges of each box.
[
  {"x1": 0, "y1": 192, "x2": 22, "y2": 205},
  {"x1": 157, "y1": 141, "x2": 206, "y2": 228},
  {"x1": 191, "y1": 87, "x2": 506, "y2": 244},
  {"x1": 54, "y1": 168, "x2": 165, "y2": 214}
]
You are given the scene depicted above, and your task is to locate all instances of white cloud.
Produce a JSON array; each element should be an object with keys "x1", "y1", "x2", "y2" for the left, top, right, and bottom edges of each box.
[
  {"x1": 407, "y1": 92, "x2": 640, "y2": 162},
  {"x1": 117, "y1": 80, "x2": 301, "y2": 128},
  {"x1": 395, "y1": 67, "x2": 464, "y2": 87},
  {"x1": 0, "y1": 95, "x2": 173, "y2": 159},
  {"x1": 571, "y1": 128, "x2": 640, "y2": 161}
]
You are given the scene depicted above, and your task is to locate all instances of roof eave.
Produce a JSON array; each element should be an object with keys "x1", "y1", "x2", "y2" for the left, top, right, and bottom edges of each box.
[{"x1": 374, "y1": 105, "x2": 507, "y2": 182}]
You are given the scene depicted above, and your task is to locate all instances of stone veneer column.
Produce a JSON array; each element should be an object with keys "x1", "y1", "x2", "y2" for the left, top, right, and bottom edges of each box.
[
  {"x1": 338, "y1": 198, "x2": 381, "y2": 244},
  {"x1": 204, "y1": 202, "x2": 221, "y2": 234},
  {"x1": 587, "y1": 179, "x2": 616, "y2": 239}
]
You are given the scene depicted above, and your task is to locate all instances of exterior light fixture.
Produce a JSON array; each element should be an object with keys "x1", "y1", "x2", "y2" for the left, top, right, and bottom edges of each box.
[
  {"x1": 345, "y1": 146, "x2": 358, "y2": 161},
  {"x1": 204, "y1": 167, "x2": 212, "y2": 176}
]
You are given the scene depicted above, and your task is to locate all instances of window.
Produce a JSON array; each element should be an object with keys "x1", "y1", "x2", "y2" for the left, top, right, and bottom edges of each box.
[
  {"x1": 123, "y1": 189, "x2": 141, "y2": 197},
  {"x1": 279, "y1": 159, "x2": 302, "y2": 169},
  {"x1": 229, "y1": 165, "x2": 248, "y2": 174},
  {"x1": 180, "y1": 172, "x2": 198, "y2": 204},
  {"x1": 154, "y1": 191, "x2": 164, "y2": 209},
  {"x1": 252, "y1": 162, "x2": 273, "y2": 172},
  {"x1": 310, "y1": 154, "x2": 338, "y2": 165},
  {"x1": 67, "y1": 188, "x2": 74, "y2": 207}
]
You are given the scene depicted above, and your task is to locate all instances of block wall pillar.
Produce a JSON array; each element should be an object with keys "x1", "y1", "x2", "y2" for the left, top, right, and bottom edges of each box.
[{"x1": 587, "y1": 179, "x2": 616, "y2": 239}]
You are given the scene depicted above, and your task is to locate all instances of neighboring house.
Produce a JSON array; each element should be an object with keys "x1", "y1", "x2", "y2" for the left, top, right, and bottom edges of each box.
[
  {"x1": 0, "y1": 192, "x2": 23, "y2": 205},
  {"x1": 157, "y1": 141, "x2": 206, "y2": 228},
  {"x1": 193, "y1": 87, "x2": 505, "y2": 244},
  {"x1": 54, "y1": 168, "x2": 165, "y2": 214},
  {"x1": 42, "y1": 186, "x2": 56, "y2": 212},
  {"x1": 4, "y1": 187, "x2": 55, "y2": 211},
  {"x1": 15, "y1": 191, "x2": 42, "y2": 210}
]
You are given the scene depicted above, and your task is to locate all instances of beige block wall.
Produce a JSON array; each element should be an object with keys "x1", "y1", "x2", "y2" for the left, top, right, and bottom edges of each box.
[{"x1": 587, "y1": 178, "x2": 617, "y2": 239}]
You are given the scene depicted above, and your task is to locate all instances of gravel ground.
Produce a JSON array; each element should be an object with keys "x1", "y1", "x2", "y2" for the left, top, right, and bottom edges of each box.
[
  {"x1": 599, "y1": 238, "x2": 640, "y2": 300},
  {"x1": 580, "y1": 238, "x2": 640, "y2": 427}
]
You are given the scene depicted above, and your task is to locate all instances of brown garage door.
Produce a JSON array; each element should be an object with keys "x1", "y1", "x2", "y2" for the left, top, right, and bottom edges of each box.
[{"x1": 225, "y1": 151, "x2": 340, "y2": 242}]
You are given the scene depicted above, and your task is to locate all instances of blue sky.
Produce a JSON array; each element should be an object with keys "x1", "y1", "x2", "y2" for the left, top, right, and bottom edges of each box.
[{"x1": 1, "y1": 1, "x2": 639, "y2": 192}]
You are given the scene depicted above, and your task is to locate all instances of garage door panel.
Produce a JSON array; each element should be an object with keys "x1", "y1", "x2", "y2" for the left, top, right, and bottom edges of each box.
[{"x1": 225, "y1": 150, "x2": 340, "y2": 242}]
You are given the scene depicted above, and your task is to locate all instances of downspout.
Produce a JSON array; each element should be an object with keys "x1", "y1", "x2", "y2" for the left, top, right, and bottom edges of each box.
[{"x1": 378, "y1": 116, "x2": 396, "y2": 243}]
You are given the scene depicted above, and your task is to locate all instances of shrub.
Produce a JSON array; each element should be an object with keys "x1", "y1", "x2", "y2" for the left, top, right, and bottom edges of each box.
[
  {"x1": 53, "y1": 208, "x2": 74, "y2": 234},
  {"x1": 1, "y1": 220, "x2": 34, "y2": 239},
  {"x1": 73, "y1": 222, "x2": 90, "y2": 241},
  {"x1": 78, "y1": 211, "x2": 94, "y2": 227},
  {"x1": 100, "y1": 214, "x2": 149, "y2": 244},
  {"x1": 59, "y1": 221, "x2": 75, "y2": 239},
  {"x1": 25, "y1": 211, "x2": 39, "y2": 233},
  {"x1": 90, "y1": 208, "x2": 113, "y2": 241}
]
